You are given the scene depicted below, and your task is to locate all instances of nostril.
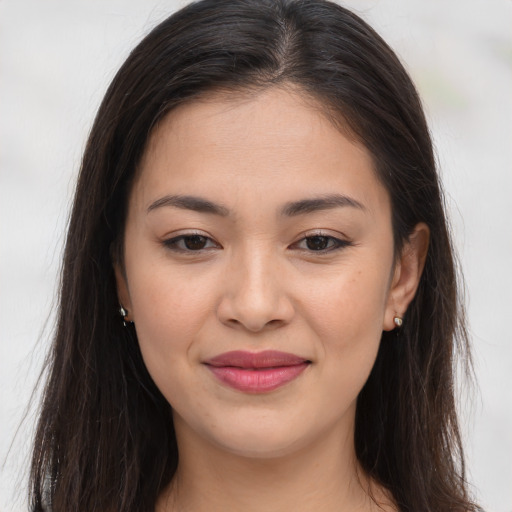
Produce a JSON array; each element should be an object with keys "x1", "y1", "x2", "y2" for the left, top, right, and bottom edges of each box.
[{"x1": 216, "y1": 288, "x2": 295, "y2": 332}]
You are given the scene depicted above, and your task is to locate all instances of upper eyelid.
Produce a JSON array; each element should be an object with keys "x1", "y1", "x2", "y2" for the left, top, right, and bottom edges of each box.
[
  {"x1": 163, "y1": 229, "x2": 218, "y2": 242},
  {"x1": 291, "y1": 229, "x2": 349, "y2": 242},
  {"x1": 164, "y1": 228, "x2": 211, "y2": 237}
]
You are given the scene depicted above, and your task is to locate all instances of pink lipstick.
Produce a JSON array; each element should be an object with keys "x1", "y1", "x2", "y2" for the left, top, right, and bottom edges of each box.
[{"x1": 204, "y1": 350, "x2": 310, "y2": 393}]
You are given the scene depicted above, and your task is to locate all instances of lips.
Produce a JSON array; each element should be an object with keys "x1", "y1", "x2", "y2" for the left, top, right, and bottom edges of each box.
[{"x1": 204, "y1": 350, "x2": 310, "y2": 393}]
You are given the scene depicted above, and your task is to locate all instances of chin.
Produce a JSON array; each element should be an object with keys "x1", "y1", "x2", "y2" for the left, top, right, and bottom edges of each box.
[
  {"x1": 215, "y1": 432, "x2": 308, "y2": 460},
  {"x1": 197, "y1": 413, "x2": 324, "y2": 460}
]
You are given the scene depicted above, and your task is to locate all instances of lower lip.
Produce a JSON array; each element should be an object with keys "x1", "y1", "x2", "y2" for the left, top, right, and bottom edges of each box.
[{"x1": 206, "y1": 363, "x2": 309, "y2": 393}]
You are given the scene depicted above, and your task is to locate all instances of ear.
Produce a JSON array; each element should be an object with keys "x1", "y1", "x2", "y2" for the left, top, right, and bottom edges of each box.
[
  {"x1": 113, "y1": 261, "x2": 134, "y2": 322},
  {"x1": 383, "y1": 222, "x2": 430, "y2": 331}
]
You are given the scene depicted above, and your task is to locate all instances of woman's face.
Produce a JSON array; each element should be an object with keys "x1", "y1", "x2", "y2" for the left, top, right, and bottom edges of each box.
[{"x1": 116, "y1": 87, "x2": 422, "y2": 458}]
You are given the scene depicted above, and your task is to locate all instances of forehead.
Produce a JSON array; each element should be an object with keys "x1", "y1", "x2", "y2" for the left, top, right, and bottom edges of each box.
[
  {"x1": 143, "y1": 86, "x2": 356, "y2": 162},
  {"x1": 132, "y1": 87, "x2": 389, "y2": 218}
]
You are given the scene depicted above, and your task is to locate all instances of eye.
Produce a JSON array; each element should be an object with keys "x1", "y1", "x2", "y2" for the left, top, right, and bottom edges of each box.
[
  {"x1": 163, "y1": 233, "x2": 220, "y2": 252},
  {"x1": 292, "y1": 234, "x2": 351, "y2": 253}
]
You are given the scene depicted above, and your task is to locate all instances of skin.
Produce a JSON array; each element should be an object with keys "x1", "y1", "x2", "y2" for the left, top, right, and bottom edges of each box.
[{"x1": 115, "y1": 87, "x2": 429, "y2": 512}]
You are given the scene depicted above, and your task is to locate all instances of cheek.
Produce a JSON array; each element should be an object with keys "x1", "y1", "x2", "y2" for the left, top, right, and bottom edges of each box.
[
  {"x1": 303, "y1": 259, "x2": 391, "y2": 386},
  {"x1": 306, "y1": 262, "x2": 390, "y2": 340},
  {"x1": 126, "y1": 262, "x2": 217, "y2": 386}
]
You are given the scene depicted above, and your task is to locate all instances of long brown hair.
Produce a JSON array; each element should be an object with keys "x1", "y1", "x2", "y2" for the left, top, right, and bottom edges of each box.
[{"x1": 30, "y1": 1, "x2": 477, "y2": 510}]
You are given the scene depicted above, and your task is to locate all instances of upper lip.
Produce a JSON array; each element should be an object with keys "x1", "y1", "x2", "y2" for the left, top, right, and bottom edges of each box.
[{"x1": 204, "y1": 350, "x2": 310, "y2": 369}]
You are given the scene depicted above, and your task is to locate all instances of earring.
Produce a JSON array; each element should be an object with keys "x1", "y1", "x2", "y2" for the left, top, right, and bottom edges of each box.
[
  {"x1": 393, "y1": 316, "x2": 403, "y2": 328},
  {"x1": 119, "y1": 305, "x2": 130, "y2": 326}
]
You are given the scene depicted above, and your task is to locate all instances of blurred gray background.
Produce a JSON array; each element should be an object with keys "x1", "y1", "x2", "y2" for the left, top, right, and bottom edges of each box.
[{"x1": 1, "y1": 1, "x2": 511, "y2": 510}]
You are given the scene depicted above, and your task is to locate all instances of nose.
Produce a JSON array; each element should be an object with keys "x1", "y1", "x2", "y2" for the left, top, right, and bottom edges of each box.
[{"x1": 216, "y1": 246, "x2": 295, "y2": 333}]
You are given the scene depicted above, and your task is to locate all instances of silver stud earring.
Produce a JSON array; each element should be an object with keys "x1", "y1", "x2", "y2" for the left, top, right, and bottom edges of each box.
[
  {"x1": 119, "y1": 305, "x2": 130, "y2": 326},
  {"x1": 393, "y1": 316, "x2": 403, "y2": 328}
]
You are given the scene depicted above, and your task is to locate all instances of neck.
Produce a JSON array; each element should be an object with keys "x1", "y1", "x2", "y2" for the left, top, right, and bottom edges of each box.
[{"x1": 157, "y1": 416, "x2": 394, "y2": 512}]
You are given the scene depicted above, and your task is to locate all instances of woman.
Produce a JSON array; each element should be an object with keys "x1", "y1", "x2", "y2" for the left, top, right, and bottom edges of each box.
[{"x1": 29, "y1": 0, "x2": 479, "y2": 510}]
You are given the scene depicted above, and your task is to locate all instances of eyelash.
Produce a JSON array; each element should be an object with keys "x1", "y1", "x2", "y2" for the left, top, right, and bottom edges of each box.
[
  {"x1": 291, "y1": 233, "x2": 352, "y2": 253},
  {"x1": 162, "y1": 231, "x2": 352, "y2": 254},
  {"x1": 163, "y1": 232, "x2": 220, "y2": 252}
]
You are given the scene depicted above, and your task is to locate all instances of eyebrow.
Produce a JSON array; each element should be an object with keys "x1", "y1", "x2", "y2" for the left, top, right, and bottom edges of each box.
[
  {"x1": 280, "y1": 194, "x2": 366, "y2": 216},
  {"x1": 147, "y1": 195, "x2": 230, "y2": 216},
  {"x1": 146, "y1": 193, "x2": 365, "y2": 217}
]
